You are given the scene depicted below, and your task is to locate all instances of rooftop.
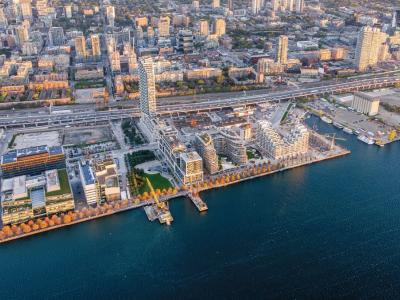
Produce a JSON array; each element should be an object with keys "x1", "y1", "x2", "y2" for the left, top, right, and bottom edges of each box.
[{"x1": 1, "y1": 145, "x2": 63, "y2": 164}]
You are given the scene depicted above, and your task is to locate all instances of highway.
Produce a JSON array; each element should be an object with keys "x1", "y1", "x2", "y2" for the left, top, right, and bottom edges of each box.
[{"x1": 1, "y1": 74, "x2": 399, "y2": 129}]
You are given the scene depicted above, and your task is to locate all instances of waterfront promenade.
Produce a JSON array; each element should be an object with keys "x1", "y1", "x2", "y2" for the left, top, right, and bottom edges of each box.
[{"x1": 0, "y1": 146, "x2": 350, "y2": 244}]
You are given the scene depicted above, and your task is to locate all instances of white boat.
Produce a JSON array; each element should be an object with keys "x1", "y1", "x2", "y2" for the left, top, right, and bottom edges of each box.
[
  {"x1": 320, "y1": 116, "x2": 333, "y2": 124},
  {"x1": 333, "y1": 122, "x2": 344, "y2": 129},
  {"x1": 357, "y1": 135, "x2": 375, "y2": 145},
  {"x1": 354, "y1": 130, "x2": 360, "y2": 136},
  {"x1": 343, "y1": 127, "x2": 353, "y2": 134}
]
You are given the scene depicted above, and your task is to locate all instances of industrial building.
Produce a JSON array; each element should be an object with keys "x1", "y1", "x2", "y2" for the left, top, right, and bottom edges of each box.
[{"x1": 352, "y1": 92, "x2": 380, "y2": 116}]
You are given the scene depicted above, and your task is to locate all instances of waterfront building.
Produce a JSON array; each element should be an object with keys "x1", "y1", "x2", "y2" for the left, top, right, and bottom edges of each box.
[
  {"x1": 1, "y1": 169, "x2": 74, "y2": 225},
  {"x1": 276, "y1": 35, "x2": 288, "y2": 65},
  {"x1": 49, "y1": 27, "x2": 65, "y2": 46},
  {"x1": 256, "y1": 121, "x2": 309, "y2": 160},
  {"x1": 352, "y1": 92, "x2": 380, "y2": 116},
  {"x1": 355, "y1": 26, "x2": 388, "y2": 72},
  {"x1": 79, "y1": 160, "x2": 98, "y2": 206},
  {"x1": 158, "y1": 126, "x2": 204, "y2": 185},
  {"x1": 158, "y1": 16, "x2": 170, "y2": 37},
  {"x1": 195, "y1": 133, "x2": 219, "y2": 175},
  {"x1": 1, "y1": 146, "x2": 65, "y2": 179},
  {"x1": 214, "y1": 18, "x2": 226, "y2": 37},
  {"x1": 75, "y1": 36, "x2": 87, "y2": 58},
  {"x1": 91, "y1": 34, "x2": 101, "y2": 57},
  {"x1": 138, "y1": 57, "x2": 157, "y2": 116},
  {"x1": 212, "y1": 129, "x2": 248, "y2": 165}
]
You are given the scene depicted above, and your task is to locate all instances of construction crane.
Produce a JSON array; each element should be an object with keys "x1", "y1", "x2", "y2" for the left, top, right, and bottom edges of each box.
[
  {"x1": 146, "y1": 177, "x2": 165, "y2": 209},
  {"x1": 325, "y1": 133, "x2": 346, "y2": 150}
]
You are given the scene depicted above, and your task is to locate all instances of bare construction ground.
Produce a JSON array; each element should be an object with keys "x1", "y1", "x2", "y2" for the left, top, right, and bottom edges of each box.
[
  {"x1": 11, "y1": 131, "x2": 61, "y2": 149},
  {"x1": 63, "y1": 126, "x2": 114, "y2": 146}
]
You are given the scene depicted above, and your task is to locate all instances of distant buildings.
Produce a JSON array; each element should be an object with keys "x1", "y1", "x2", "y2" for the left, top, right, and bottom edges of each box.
[
  {"x1": 1, "y1": 169, "x2": 74, "y2": 225},
  {"x1": 355, "y1": 26, "x2": 388, "y2": 72},
  {"x1": 176, "y1": 30, "x2": 194, "y2": 54},
  {"x1": 214, "y1": 18, "x2": 226, "y2": 37},
  {"x1": 276, "y1": 35, "x2": 288, "y2": 65},
  {"x1": 199, "y1": 19, "x2": 209, "y2": 37},
  {"x1": 75, "y1": 36, "x2": 87, "y2": 58},
  {"x1": 256, "y1": 121, "x2": 309, "y2": 160},
  {"x1": 49, "y1": 27, "x2": 65, "y2": 46},
  {"x1": 352, "y1": 92, "x2": 380, "y2": 116},
  {"x1": 91, "y1": 34, "x2": 101, "y2": 57},
  {"x1": 158, "y1": 16, "x2": 170, "y2": 37},
  {"x1": 106, "y1": 5, "x2": 115, "y2": 27}
]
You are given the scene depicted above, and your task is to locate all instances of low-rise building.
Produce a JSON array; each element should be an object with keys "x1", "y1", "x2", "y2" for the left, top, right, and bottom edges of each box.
[
  {"x1": 352, "y1": 92, "x2": 380, "y2": 116},
  {"x1": 1, "y1": 169, "x2": 74, "y2": 225}
]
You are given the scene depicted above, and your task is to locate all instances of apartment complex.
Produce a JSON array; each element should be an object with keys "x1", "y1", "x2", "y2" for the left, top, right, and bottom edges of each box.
[
  {"x1": 256, "y1": 121, "x2": 309, "y2": 160},
  {"x1": 352, "y1": 92, "x2": 380, "y2": 116},
  {"x1": 158, "y1": 125, "x2": 204, "y2": 185},
  {"x1": 138, "y1": 57, "x2": 157, "y2": 116},
  {"x1": 1, "y1": 146, "x2": 66, "y2": 179},
  {"x1": 276, "y1": 35, "x2": 288, "y2": 65},
  {"x1": 355, "y1": 26, "x2": 388, "y2": 72},
  {"x1": 1, "y1": 169, "x2": 74, "y2": 225},
  {"x1": 212, "y1": 129, "x2": 248, "y2": 165},
  {"x1": 79, "y1": 158, "x2": 120, "y2": 205},
  {"x1": 194, "y1": 133, "x2": 219, "y2": 174}
]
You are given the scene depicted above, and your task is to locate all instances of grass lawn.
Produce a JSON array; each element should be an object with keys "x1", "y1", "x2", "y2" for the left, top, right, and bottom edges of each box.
[
  {"x1": 246, "y1": 150, "x2": 255, "y2": 159},
  {"x1": 139, "y1": 173, "x2": 173, "y2": 194}
]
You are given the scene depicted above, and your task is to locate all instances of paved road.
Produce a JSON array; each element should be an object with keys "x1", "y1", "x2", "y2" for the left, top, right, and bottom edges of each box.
[{"x1": 0, "y1": 74, "x2": 399, "y2": 129}]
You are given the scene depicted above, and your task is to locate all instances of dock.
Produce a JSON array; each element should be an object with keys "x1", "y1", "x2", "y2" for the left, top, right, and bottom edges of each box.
[
  {"x1": 144, "y1": 203, "x2": 174, "y2": 225},
  {"x1": 188, "y1": 193, "x2": 208, "y2": 212}
]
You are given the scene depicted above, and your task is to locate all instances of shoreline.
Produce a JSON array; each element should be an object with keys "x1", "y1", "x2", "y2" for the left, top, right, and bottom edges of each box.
[{"x1": 0, "y1": 148, "x2": 350, "y2": 245}]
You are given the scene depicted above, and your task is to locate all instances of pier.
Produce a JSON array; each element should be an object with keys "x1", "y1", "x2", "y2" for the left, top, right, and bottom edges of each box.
[
  {"x1": 144, "y1": 204, "x2": 174, "y2": 225},
  {"x1": 188, "y1": 192, "x2": 208, "y2": 212}
]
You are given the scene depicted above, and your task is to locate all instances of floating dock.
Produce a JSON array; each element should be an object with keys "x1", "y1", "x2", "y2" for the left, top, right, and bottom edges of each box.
[
  {"x1": 144, "y1": 204, "x2": 173, "y2": 225},
  {"x1": 188, "y1": 193, "x2": 208, "y2": 212}
]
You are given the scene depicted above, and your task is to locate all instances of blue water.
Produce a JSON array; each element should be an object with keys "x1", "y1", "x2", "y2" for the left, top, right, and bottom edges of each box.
[{"x1": 2, "y1": 118, "x2": 400, "y2": 299}]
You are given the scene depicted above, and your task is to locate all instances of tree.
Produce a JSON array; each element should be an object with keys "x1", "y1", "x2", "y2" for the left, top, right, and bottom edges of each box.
[{"x1": 63, "y1": 215, "x2": 72, "y2": 224}]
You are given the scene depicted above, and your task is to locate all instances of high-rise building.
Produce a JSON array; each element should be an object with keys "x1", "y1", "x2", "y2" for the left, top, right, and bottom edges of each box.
[
  {"x1": 91, "y1": 34, "x2": 101, "y2": 57},
  {"x1": 36, "y1": 0, "x2": 48, "y2": 17},
  {"x1": 75, "y1": 36, "x2": 87, "y2": 58},
  {"x1": 271, "y1": 0, "x2": 280, "y2": 12},
  {"x1": 138, "y1": 57, "x2": 157, "y2": 116},
  {"x1": 106, "y1": 5, "x2": 115, "y2": 27},
  {"x1": 212, "y1": 0, "x2": 220, "y2": 9},
  {"x1": 215, "y1": 18, "x2": 226, "y2": 37},
  {"x1": 110, "y1": 51, "x2": 121, "y2": 72},
  {"x1": 295, "y1": 0, "x2": 304, "y2": 13},
  {"x1": 228, "y1": 0, "x2": 234, "y2": 11},
  {"x1": 49, "y1": 27, "x2": 65, "y2": 46},
  {"x1": 64, "y1": 5, "x2": 72, "y2": 18},
  {"x1": 15, "y1": 25, "x2": 29, "y2": 46},
  {"x1": 199, "y1": 19, "x2": 209, "y2": 36},
  {"x1": 158, "y1": 16, "x2": 170, "y2": 37},
  {"x1": 276, "y1": 35, "x2": 288, "y2": 64},
  {"x1": 19, "y1": 0, "x2": 32, "y2": 20},
  {"x1": 252, "y1": 0, "x2": 262, "y2": 15},
  {"x1": 176, "y1": 30, "x2": 194, "y2": 53},
  {"x1": 0, "y1": 7, "x2": 7, "y2": 28},
  {"x1": 355, "y1": 26, "x2": 388, "y2": 72}
]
